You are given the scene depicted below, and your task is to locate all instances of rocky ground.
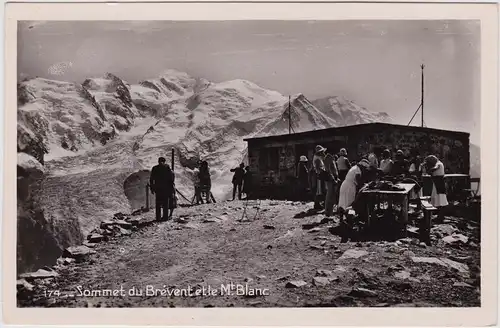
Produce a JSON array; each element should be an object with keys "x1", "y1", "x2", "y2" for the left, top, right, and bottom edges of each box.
[{"x1": 17, "y1": 200, "x2": 481, "y2": 308}]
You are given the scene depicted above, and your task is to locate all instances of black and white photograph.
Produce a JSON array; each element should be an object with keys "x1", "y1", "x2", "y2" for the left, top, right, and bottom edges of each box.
[{"x1": 10, "y1": 7, "x2": 492, "y2": 316}]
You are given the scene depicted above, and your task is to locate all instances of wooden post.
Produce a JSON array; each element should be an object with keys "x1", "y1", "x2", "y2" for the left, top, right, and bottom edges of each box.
[
  {"x1": 171, "y1": 148, "x2": 175, "y2": 171},
  {"x1": 421, "y1": 64, "x2": 425, "y2": 127},
  {"x1": 145, "y1": 183, "x2": 149, "y2": 209},
  {"x1": 288, "y1": 95, "x2": 291, "y2": 134}
]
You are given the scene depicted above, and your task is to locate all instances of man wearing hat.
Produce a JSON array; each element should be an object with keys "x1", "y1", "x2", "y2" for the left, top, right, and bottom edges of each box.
[
  {"x1": 150, "y1": 156, "x2": 176, "y2": 221},
  {"x1": 296, "y1": 155, "x2": 310, "y2": 201},
  {"x1": 313, "y1": 145, "x2": 327, "y2": 210}
]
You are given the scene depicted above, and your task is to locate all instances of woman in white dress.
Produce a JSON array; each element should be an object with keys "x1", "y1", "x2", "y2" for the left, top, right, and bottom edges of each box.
[
  {"x1": 338, "y1": 158, "x2": 371, "y2": 211},
  {"x1": 424, "y1": 155, "x2": 448, "y2": 217}
]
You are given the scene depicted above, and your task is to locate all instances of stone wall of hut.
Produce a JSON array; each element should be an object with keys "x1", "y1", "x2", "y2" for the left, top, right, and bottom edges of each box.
[{"x1": 247, "y1": 125, "x2": 470, "y2": 199}]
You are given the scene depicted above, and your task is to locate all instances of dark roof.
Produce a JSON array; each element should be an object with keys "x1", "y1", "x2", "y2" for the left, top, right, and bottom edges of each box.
[{"x1": 244, "y1": 122, "x2": 469, "y2": 143}]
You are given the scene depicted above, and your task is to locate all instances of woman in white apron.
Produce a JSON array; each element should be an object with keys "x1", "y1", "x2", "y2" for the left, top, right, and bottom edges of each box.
[
  {"x1": 338, "y1": 158, "x2": 371, "y2": 211},
  {"x1": 424, "y1": 155, "x2": 449, "y2": 208}
]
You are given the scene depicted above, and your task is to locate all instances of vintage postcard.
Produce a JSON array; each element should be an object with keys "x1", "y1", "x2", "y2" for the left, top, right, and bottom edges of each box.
[{"x1": 3, "y1": 1, "x2": 498, "y2": 326}]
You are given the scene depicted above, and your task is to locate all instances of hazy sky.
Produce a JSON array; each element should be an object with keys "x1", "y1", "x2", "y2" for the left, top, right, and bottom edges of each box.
[{"x1": 18, "y1": 20, "x2": 480, "y2": 143}]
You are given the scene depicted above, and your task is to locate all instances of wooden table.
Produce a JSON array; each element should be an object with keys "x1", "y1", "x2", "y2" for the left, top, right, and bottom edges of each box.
[
  {"x1": 360, "y1": 183, "x2": 416, "y2": 235},
  {"x1": 421, "y1": 173, "x2": 470, "y2": 202}
]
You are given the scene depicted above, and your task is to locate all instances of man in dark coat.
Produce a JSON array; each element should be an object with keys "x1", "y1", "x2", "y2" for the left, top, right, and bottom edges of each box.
[
  {"x1": 230, "y1": 163, "x2": 245, "y2": 200},
  {"x1": 150, "y1": 157, "x2": 175, "y2": 221}
]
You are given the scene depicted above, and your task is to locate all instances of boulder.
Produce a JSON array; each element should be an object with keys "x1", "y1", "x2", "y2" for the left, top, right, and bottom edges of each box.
[
  {"x1": 100, "y1": 220, "x2": 115, "y2": 229},
  {"x1": 313, "y1": 276, "x2": 336, "y2": 286},
  {"x1": 411, "y1": 257, "x2": 469, "y2": 275},
  {"x1": 17, "y1": 278, "x2": 35, "y2": 292},
  {"x1": 442, "y1": 234, "x2": 469, "y2": 245},
  {"x1": 439, "y1": 258, "x2": 469, "y2": 275},
  {"x1": 337, "y1": 249, "x2": 368, "y2": 261},
  {"x1": 349, "y1": 287, "x2": 377, "y2": 297},
  {"x1": 285, "y1": 280, "x2": 308, "y2": 288},
  {"x1": 114, "y1": 220, "x2": 132, "y2": 229},
  {"x1": 17, "y1": 153, "x2": 45, "y2": 178},
  {"x1": 175, "y1": 216, "x2": 189, "y2": 223},
  {"x1": 394, "y1": 271, "x2": 411, "y2": 280},
  {"x1": 20, "y1": 268, "x2": 59, "y2": 281},
  {"x1": 63, "y1": 257, "x2": 75, "y2": 265},
  {"x1": 453, "y1": 282, "x2": 474, "y2": 288},
  {"x1": 83, "y1": 241, "x2": 97, "y2": 248},
  {"x1": 63, "y1": 245, "x2": 96, "y2": 260},
  {"x1": 431, "y1": 224, "x2": 458, "y2": 238},
  {"x1": 113, "y1": 212, "x2": 126, "y2": 220},
  {"x1": 87, "y1": 233, "x2": 104, "y2": 243},
  {"x1": 263, "y1": 225, "x2": 276, "y2": 230},
  {"x1": 117, "y1": 226, "x2": 132, "y2": 236},
  {"x1": 316, "y1": 269, "x2": 334, "y2": 277}
]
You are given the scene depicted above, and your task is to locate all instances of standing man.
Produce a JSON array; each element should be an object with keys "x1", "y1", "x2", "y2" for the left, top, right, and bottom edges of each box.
[
  {"x1": 150, "y1": 157, "x2": 175, "y2": 221},
  {"x1": 323, "y1": 151, "x2": 340, "y2": 217},
  {"x1": 230, "y1": 163, "x2": 245, "y2": 200},
  {"x1": 313, "y1": 145, "x2": 327, "y2": 210}
]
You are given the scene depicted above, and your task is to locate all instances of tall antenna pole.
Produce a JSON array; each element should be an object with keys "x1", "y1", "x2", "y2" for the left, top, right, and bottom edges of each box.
[
  {"x1": 288, "y1": 95, "x2": 291, "y2": 134},
  {"x1": 421, "y1": 64, "x2": 425, "y2": 128},
  {"x1": 171, "y1": 148, "x2": 175, "y2": 171}
]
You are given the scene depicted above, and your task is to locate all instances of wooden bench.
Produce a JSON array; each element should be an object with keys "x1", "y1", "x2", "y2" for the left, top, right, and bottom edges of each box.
[{"x1": 419, "y1": 198, "x2": 438, "y2": 244}]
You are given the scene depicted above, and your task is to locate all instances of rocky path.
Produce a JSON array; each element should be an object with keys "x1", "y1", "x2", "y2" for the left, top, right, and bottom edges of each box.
[{"x1": 17, "y1": 200, "x2": 481, "y2": 308}]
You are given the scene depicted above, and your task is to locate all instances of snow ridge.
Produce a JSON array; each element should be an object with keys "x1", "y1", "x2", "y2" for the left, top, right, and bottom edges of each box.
[{"x1": 17, "y1": 69, "x2": 392, "y2": 238}]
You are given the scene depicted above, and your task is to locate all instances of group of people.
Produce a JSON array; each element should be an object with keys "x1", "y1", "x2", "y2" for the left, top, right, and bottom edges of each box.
[
  {"x1": 149, "y1": 147, "x2": 449, "y2": 224},
  {"x1": 230, "y1": 163, "x2": 253, "y2": 201},
  {"x1": 296, "y1": 146, "x2": 449, "y2": 218}
]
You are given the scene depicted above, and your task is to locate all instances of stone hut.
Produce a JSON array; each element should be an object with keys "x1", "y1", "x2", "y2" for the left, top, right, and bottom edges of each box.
[{"x1": 244, "y1": 123, "x2": 470, "y2": 200}]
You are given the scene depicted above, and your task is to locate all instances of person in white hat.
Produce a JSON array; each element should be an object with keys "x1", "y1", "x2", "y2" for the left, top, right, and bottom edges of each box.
[
  {"x1": 296, "y1": 155, "x2": 310, "y2": 200},
  {"x1": 313, "y1": 145, "x2": 327, "y2": 210}
]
